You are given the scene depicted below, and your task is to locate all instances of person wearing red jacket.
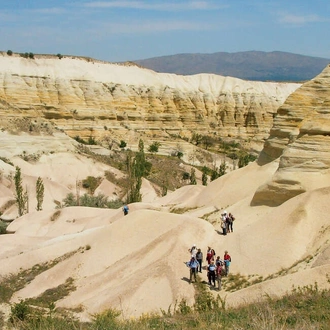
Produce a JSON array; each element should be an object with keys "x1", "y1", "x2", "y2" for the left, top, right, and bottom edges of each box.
[{"x1": 223, "y1": 250, "x2": 231, "y2": 276}]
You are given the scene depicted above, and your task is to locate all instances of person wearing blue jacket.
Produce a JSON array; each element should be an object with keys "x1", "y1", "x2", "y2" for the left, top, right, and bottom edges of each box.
[{"x1": 187, "y1": 255, "x2": 200, "y2": 283}]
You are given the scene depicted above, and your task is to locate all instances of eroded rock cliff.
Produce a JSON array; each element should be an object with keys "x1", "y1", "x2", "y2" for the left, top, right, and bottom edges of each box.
[
  {"x1": 252, "y1": 64, "x2": 330, "y2": 206},
  {"x1": 0, "y1": 53, "x2": 300, "y2": 150}
]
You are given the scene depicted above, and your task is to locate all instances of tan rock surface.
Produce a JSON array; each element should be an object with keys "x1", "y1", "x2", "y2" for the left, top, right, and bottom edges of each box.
[
  {"x1": 253, "y1": 64, "x2": 330, "y2": 205},
  {"x1": 2, "y1": 140, "x2": 330, "y2": 320},
  {"x1": 0, "y1": 53, "x2": 300, "y2": 151}
]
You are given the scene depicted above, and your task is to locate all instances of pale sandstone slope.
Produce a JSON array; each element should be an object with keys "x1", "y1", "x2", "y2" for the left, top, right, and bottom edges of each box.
[
  {"x1": 1, "y1": 60, "x2": 330, "y2": 321},
  {"x1": 3, "y1": 154, "x2": 330, "y2": 319}
]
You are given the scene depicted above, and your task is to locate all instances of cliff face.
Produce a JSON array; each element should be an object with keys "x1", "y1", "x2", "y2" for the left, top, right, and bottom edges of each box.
[
  {"x1": 0, "y1": 53, "x2": 300, "y2": 150},
  {"x1": 252, "y1": 64, "x2": 330, "y2": 206}
]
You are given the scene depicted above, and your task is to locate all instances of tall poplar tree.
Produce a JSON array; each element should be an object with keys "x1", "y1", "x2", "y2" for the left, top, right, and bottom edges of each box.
[
  {"x1": 36, "y1": 176, "x2": 44, "y2": 211},
  {"x1": 126, "y1": 139, "x2": 151, "y2": 203},
  {"x1": 14, "y1": 166, "x2": 28, "y2": 216}
]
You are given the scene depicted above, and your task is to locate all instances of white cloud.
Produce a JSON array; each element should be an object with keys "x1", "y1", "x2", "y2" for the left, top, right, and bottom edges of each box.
[
  {"x1": 29, "y1": 7, "x2": 67, "y2": 15},
  {"x1": 83, "y1": 0, "x2": 224, "y2": 11},
  {"x1": 279, "y1": 13, "x2": 325, "y2": 25},
  {"x1": 87, "y1": 19, "x2": 215, "y2": 35}
]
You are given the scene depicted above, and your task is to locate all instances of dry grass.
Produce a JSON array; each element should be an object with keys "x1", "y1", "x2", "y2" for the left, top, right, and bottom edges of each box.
[{"x1": 50, "y1": 210, "x2": 61, "y2": 221}]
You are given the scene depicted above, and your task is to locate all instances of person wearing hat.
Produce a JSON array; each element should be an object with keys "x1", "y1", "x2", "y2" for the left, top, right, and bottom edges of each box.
[{"x1": 188, "y1": 244, "x2": 197, "y2": 257}]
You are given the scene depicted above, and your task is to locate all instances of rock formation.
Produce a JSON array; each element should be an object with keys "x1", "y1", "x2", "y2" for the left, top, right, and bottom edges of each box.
[
  {"x1": 252, "y1": 64, "x2": 330, "y2": 206},
  {"x1": 0, "y1": 52, "x2": 300, "y2": 151}
]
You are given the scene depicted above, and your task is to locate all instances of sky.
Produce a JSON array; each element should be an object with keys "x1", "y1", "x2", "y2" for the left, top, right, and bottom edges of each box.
[{"x1": 0, "y1": 0, "x2": 329, "y2": 62}]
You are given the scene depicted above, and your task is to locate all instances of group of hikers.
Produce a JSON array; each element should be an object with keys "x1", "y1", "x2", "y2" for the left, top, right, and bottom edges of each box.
[
  {"x1": 221, "y1": 210, "x2": 235, "y2": 235},
  {"x1": 187, "y1": 245, "x2": 232, "y2": 290}
]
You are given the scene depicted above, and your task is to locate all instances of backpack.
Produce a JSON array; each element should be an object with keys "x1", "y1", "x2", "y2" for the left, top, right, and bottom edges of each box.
[
  {"x1": 216, "y1": 264, "x2": 223, "y2": 276},
  {"x1": 211, "y1": 249, "x2": 216, "y2": 256},
  {"x1": 188, "y1": 258, "x2": 198, "y2": 269}
]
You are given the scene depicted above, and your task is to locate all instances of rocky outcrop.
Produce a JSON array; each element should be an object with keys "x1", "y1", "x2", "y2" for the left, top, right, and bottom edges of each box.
[
  {"x1": 252, "y1": 64, "x2": 330, "y2": 206},
  {"x1": 0, "y1": 53, "x2": 300, "y2": 150}
]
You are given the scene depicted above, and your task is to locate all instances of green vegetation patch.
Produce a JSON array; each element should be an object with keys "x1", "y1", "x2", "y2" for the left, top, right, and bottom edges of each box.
[
  {"x1": 0, "y1": 248, "x2": 83, "y2": 303},
  {"x1": 4, "y1": 282, "x2": 330, "y2": 329},
  {"x1": 26, "y1": 277, "x2": 76, "y2": 308}
]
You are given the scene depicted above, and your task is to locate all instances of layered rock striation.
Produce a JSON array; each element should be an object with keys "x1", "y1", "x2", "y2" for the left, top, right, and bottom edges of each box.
[
  {"x1": 253, "y1": 64, "x2": 330, "y2": 206},
  {"x1": 0, "y1": 53, "x2": 300, "y2": 150}
]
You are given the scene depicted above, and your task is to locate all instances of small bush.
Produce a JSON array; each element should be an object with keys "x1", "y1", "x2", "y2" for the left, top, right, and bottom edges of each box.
[
  {"x1": 74, "y1": 136, "x2": 86, "y2": 144},
  {"x1": 0, "y1": 156, "x2": 14, "y2": 166},
  {"x1": 238, "y1": 153, "x2": 257, "y2": 168},
  {"x1": 119, "y1": 140, "x2": 127, "y2": 148},
  {"x1": 92, "y1": 309, "x2": 121, "y2": 329},
  {"x1": 62, "y1": 192, "x2": 122, "y2": 209},
  {"x1": 182, "y1": 172, "x2": 190, "y2": 180},
  {"x1": 50, "y1": 210, "x2": 61, "y2": 221},
  {"x1": 82, "y1": 176, "x2": 101, "y2": 194},
  {"x1": 148, "y1": 141, "x2": 161, "y2": 153},
  {"x1": 7, "y1": 49, "x2": 13, "y2": 56},
  {"x1": 10, "y1": 300, "x2": 31, "y2": 322},
  {"x1": 0, "y1": 221, "x2": 8, "y2": 234},
  {"x1": 87, "y1": 136, "x2": 97, "y2": 145}
]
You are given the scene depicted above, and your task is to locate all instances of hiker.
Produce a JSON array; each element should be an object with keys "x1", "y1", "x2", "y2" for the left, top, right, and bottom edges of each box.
[
  {"x1": 196, "y1": 248, "x2": 203, "y2": 273},
  {"x1": 228, "y1": 212, "x2": 235, "y2": 233},
  {"x1": 224, "y1": 250, "x2": 232, "y2": 276},
  {"x1": 215, "y1": 255, "x2": 222, "y2": 265},
  {"x1": 188, "y1": 244, "x2": 198, "y2": 257},
  {"x1": 207, "y1": 260, "x2": 216, "y2": 286},
  {"x1": 123, "y1": 204, "x2": 129, "y2": 216},
  {"x1": 221, "y1": 211, "x2": 227, "y2": 235},
  {"x1": 216, "y1": 258, "x2": 223, "y2": 290},
  {"x1": 187, "y1": 255, "x2": 199, "y2": 284},
  {"x1": 206, "y1": 246, "x2": 215, "y2": 264}
]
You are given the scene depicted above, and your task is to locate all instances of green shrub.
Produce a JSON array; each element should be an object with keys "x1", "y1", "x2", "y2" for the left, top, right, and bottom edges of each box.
[
  {"x1": 10, "y1": 300, "x2": 31, "y2": 322},
  {"x1": 7, "y1": 49, "x2": 13, "y2": 56},
  {"x1": 178, "y1": 298, "x2": 192, "y2": 315},
  {"x1": 182, "y1": 172, "x2": 190, "y2": 180},
  {"x1": 62, "y1": 192, "x2": 122, "y2": 209},
  {"x1": 82, "y1": 176, "x2": 101, "y2": 194},
  {"x1": 148, "y1": 141, "x2": 161, "y2": 153},
  {"x1": 0, "y1": 156, "x2": 14, "y2": 166},
  {"x1": 62, "y1": 193, "x2": 77, "y2": 207},
  {"x1": 74, "y1": 136, "x2": 86, "y2": 144},
  {"x1": 0, "y1": 221, "x2": 8, "y2": 234},
  {"x1": 87, "y1": 136, "x2": 97, "y2": 145},
  {"x1": 79, "y1": 193, "x2": 109, "y2": 208},
  {"x1": 91, "y1": 309, "x2": 121, "y2": 329},
  {"x1": 119, "y1": 140, "x2": 127, "y2": 148},
  {"x1": 238, "y1": 153, "x2": 257, "y2": 168}
]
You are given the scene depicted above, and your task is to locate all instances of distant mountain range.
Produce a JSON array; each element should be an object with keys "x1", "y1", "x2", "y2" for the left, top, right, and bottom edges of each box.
[{"x1": 134, "y1": 51, "x2": 330, "y2": 82}]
